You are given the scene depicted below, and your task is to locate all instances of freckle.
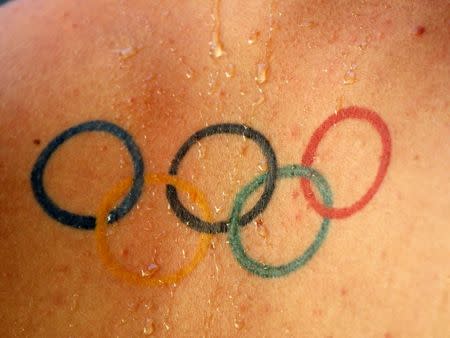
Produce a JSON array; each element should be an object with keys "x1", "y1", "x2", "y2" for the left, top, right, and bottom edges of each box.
[
  {"x1": 241, "y1": 144, "x2": 249, "y2": 156},
  {"x1": 53, "y1": 293, "x2": 67, "y2": 306},
  {"x1": 54, "y1": 265, "x2": 71, "y2": 274},
  {"x1": 295, "y1": 212, "x2": 302, "y2": 222},
  {"x1": 33, "y1": 139, "x2": 41, "y2": 145},
  {"x1": 312, "y1": 308, "x2": 323, "y2": 316},
  {"x1": 292, "y1": 190, "x2": 300, "y2": 199},
  {"x1": 413, "y1": 25, "x2": 426, "y2": 36},
  {"x1": 381, "y1": 250, "x2": 387, "y2": 260},
  {"x1": 340, "y1": 288, "x2": 348, "y2": 296},
  {"x1": 413, "y1": 154, "x2": 420, "y2": 161},
  {"x1": 384, "y1": 332, "x2": 393, "y2": 338},
  {"x1": 121, "y1": 248, "x2": 129, "y2": 257},
  {"x1": 290, "y1": 125, "x2": 301, "y2": 138}
]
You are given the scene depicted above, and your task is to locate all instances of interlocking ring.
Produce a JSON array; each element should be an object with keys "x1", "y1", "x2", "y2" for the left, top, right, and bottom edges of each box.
[
  {"x1": 301, "y1": 106, "x2": 391, "y2": 219},
  {"x1": 229, "y1": 165, "x2": 333, "y2": 278},
  {"x1": 31, "y1": 120, "x2": 144, "y2": 229},
  {"x1": 166, "y1": 123, "x2": 278, "y2": 234},
  {"x1": 31, "y1": 107, "x2": 392, "y2": 283},
  {"x1": 95, "y1": 173, "x2": 212, "y2": 287}
]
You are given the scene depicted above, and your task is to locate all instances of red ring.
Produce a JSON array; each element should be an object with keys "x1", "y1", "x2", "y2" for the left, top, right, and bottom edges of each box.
[{"x1": 301, "y1": 106, "x2": 392, "y2": 219}]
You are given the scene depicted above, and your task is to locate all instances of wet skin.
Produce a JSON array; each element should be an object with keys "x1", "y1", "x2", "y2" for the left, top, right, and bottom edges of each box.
[{"x1": 0, "y1": 0, "x2": 449, "y2": 337}]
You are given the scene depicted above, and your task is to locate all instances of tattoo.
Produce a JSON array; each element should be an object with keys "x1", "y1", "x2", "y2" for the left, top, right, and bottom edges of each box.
[
  {"x1": 301, "y1": 106, "x2": 392, "y2": 219},
  {"x1": 166, "y1": 123, "x2": 278, "y2": 234},
  {"x1": 30, "y1": 120, "x2": 144, "y2": 230},
  {"x1": 229, "y1": 164, "x2": 332, "y2": 278},
  {"x1": 30, "y1": 106, "x2": 391, "y2": 283}
]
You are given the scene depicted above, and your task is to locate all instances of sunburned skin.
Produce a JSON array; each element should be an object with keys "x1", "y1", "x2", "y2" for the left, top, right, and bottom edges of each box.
[{"x1": 0, "y1": 0, "x2": 449, "y2": 337}]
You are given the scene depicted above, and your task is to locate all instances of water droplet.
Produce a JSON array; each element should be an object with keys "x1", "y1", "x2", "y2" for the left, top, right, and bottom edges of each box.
[
  {"x1": 140, "y1": 263, "x2": 159, "y2": 277},
  {"x1": 70, "y1": 293, "x2": 79, "y2": 312},
  {"x1": 207, "y1": 71, "x2": 219, "y2": 95},
  {"x1": 343, "y1": 68, "x2": 358, "y2": 85},
  {"x1": 209, "y1": 0, "x2": 225, "y2": 58},
  {"x1": 114, "y1": 46, "x2": 138, "y2": 60},
  {"x1": 255, "y1": 63, "x2": 267, "y2": 84},
  {"x1": 298, "y1": 20, "x2": 317, "y2": 28},
  {"x1": 252, "y1": 93, "x2": 265, "y2": 110},
  {"x1": 358, "y1": 38, "x2": 369, "y2": 50},
  {"x1": 247, "y1": 31, "x2": 260, "y2": 45},
  {"x1": 143, "y1": 318, "x2": 154, "y2": 335},
  {"x1": 224, "y1": 63, "x2": 235, "y2": 78},
  {"x1": 335, "y1": 96, "x2": 344, "y2": 112},
  {"x1": 185, "y1": 68, "x2": 194, "y2": 79},
  {"x1": 256, "y1": 160, "x2": 267, "y2": 172},
  {"x1": 197, "y1": 142, "x2": 206, "y2": 159},
  {"x1": 233, "y1": 318, "x2": 243, "y2": 329},
  {"x1": 209, "y1": 40, "x2": 224, "y2": 58}
]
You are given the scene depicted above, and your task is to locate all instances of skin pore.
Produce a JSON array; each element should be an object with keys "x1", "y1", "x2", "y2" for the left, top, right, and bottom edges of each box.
[{"x1": 0, "y1": 0, "x2": 449, "y2": 337}]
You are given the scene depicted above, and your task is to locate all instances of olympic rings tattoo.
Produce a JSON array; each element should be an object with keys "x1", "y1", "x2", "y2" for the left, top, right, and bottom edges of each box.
[
  {"x1": 30, "y1": 120, "x2": 144, "y2": 229},
  {"x1": 30, "y1": 106, "x2": 392, "y2": 283},
  {"x1": 95, "y1": 174, "x2": 212, "y2": 286},
  {"x1": 166, "y1": 123, "x2": 278, "y2": 234}
]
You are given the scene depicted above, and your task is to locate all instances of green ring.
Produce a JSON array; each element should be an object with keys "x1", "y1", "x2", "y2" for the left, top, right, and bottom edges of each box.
[{"x1": 228, "y1": 164, "x2": 333, "y2": 278}]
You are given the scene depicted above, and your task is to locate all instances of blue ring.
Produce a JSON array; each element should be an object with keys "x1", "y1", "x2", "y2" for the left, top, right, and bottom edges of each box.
[{"x1": 30, "y1": 120, "x2": 144, "y2": 230}]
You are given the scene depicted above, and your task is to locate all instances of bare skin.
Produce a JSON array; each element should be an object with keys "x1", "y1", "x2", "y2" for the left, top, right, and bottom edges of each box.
[{"x1": 0, "y1": 0, "x2": 449, "y2": 337}]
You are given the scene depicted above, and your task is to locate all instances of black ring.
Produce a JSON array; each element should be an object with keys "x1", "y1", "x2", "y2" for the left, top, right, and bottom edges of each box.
[
  {"x1": 30, "y1": 120, "x2": 144, "y2": 230},
  {"x1": 166, "y1": 123, "x2": 278, "y2": 234}
]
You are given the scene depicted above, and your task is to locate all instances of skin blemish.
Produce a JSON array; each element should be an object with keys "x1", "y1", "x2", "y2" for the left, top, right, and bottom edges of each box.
[
  {"x1": 413, "y1": 25, "x2": 426, "y2": 36},
  {"x1": 291, "y1": 189, "x2": 300, "y2": 199},
  {"x1": 121, "y1": 248, "x2": 130, "y2": 257},
  {"x1": 33, "y1": 139, "x2": 41, "y2": 145},
  {"x1": 290, "y1": 125, "x2": 301, "y2": 139},
  {"x1": 340, "y1": 288, "x2": 348, "y2": 296},
  {"x1": 312, "y1": 308, "x2": 323, "y2": 317},
  {"x1": 384, "y1": 333, "x2": 393, "y2": 338},
  {"x1": 54, "y1": 264, "x2": 72, "y2": 274},
  {"x1": 241, "y1": 144, "x2": 248, "y2": 156},
  {"x1": 52, "y1": 292, "x2": 67, "y2": 306}
]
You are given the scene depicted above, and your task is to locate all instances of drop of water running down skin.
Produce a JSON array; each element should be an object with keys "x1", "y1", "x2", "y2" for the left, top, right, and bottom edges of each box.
[
  {"x1": 247, "y1": 31, "x2": 260, "y2": 45},
  {"x1": 343, "y1": 68, "x2": 358, "y2": 85},
  {"x1": 224, "y1": 63, "x2": 235, "y2": 78},
  {"x1": 143, "y1": 318, "x2": 155, "y2": 335},
  {"x1": 255, "y1": 63, "x2": 268, "y2": 84}
]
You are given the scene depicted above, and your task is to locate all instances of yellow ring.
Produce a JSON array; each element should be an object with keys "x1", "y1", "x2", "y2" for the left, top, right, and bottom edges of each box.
[{"x1": 95, "y1": 173, "x2": 213, "y2": 287}]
